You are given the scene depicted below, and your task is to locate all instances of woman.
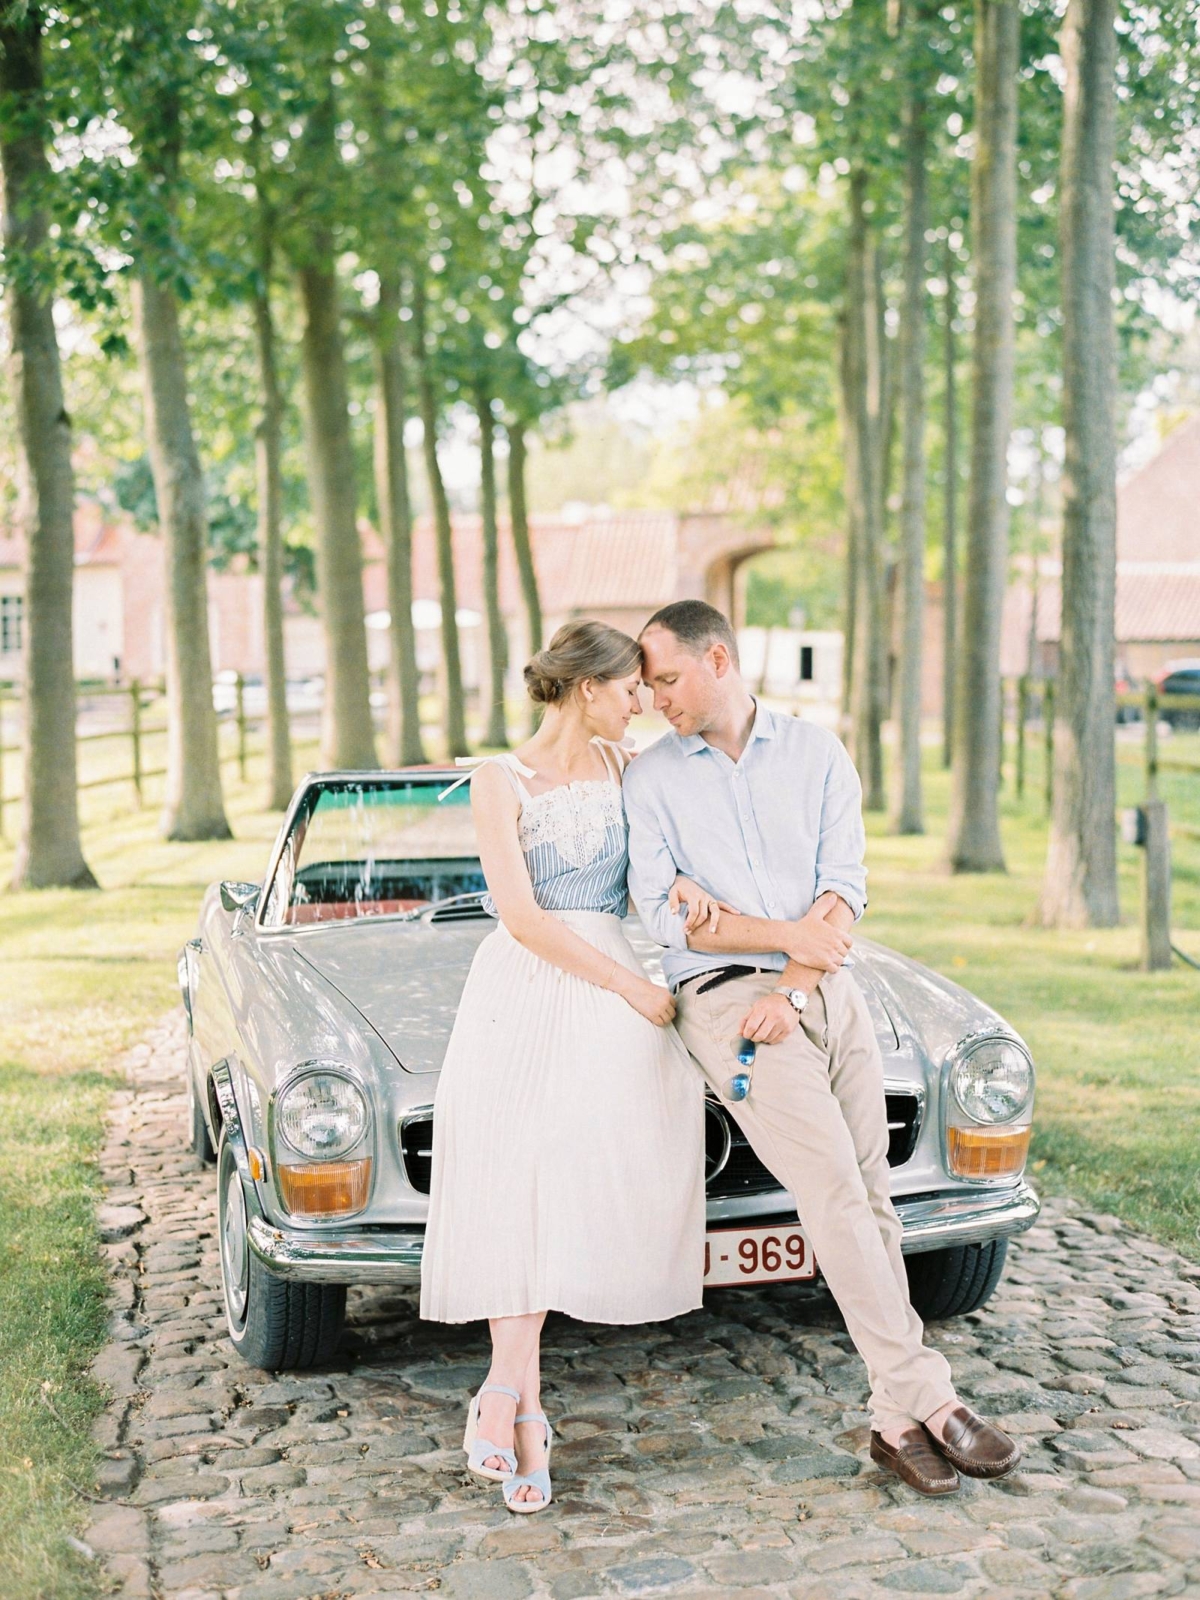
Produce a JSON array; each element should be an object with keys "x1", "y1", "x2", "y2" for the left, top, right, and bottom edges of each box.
[{"x1": 420, "y1": 620, "x2": 716, "y2": 1513}]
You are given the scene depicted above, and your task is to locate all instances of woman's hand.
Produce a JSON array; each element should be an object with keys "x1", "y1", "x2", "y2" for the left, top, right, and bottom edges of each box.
[
  {"x1": 610, "y1": 966, "x2": 677, "y2": 1026},
  {"x1": 668, "y1": 875, "x2": 740, "y2": 934}
]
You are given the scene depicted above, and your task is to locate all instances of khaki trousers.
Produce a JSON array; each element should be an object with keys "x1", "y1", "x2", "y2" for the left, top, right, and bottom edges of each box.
[{"x1": 676, "y1": 967, "x2": 958, "y2": 1431}]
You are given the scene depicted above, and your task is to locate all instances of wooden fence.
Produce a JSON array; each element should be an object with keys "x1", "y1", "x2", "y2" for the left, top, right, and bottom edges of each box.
[
  {"x1": 1005, "y1": 676, "x2": 1200, "y2": 822},
  {"x1": 1005, "y1": 675, "x2": 1200, "y2": 971},
  {"x1": 0, "y1": 675, "x2": 266, "y2": 838}
]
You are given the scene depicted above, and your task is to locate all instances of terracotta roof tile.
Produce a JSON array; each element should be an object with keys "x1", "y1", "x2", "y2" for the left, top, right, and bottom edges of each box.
[
  {"x1": 0, "y1": 502, "x2": 128, "y2": 568},
  {"x1": 1117, "y1": 413, "x2": 1200, "y2": 564},
  {"x1": 1002, "y1": 560, "x2": 1200, "y2": 667},
  {"x1": 364, "y1": 510, "x2": 682, "y2": 617}
]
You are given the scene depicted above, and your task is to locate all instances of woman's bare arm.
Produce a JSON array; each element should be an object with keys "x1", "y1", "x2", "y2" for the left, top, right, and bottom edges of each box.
[{"x1": 470, "y1": 764, "x2": 673, "y2": 1023}]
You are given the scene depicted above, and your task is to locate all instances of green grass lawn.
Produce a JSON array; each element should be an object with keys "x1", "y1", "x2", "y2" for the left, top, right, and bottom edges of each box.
[
  {"x1": 0, "y1": 718, "x2": 1196, "y2": 1597},
  {"x1": 0, "y1": 754, "x2": 307, "y2": 1600},
  {"x1": 863, "y1": 725, "x2": 1200, "y2": 1265}
]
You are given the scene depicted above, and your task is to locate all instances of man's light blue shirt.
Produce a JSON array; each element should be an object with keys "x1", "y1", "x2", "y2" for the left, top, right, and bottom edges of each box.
[{"x1": 623, "y1": 703, "x2": 868, "y2": 991}]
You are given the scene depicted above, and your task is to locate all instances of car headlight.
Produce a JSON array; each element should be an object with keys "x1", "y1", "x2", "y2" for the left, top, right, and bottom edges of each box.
[
  {"x1": 950, "y1": 1036, "x2": 1034, "y2": 1125},
  {"x1": 276, "y1": 1071, "x2": 368, "y2": 1159}
]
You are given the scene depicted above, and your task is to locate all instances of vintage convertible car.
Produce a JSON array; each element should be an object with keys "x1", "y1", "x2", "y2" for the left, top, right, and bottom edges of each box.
[{"x1": 179, "y1": 769, "x2": 1040, "y2": 1372}]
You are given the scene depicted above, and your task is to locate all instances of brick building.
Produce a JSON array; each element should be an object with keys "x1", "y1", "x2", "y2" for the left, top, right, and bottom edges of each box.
[
  {"x1": 998, "y1": 412, "x2": 1200, "y2": 686},
  {"x1": 0, "y1": 502, "x2": 778, "y2": 691}
]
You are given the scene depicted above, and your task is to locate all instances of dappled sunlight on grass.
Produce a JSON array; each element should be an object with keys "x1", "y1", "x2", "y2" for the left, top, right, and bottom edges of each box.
[
  {"x1": 0, "y1": 758, "x2": 312, "y2": 1599},
  {"x1": 866, "y1": 731, "x2": 1200, "y2": 1262}
]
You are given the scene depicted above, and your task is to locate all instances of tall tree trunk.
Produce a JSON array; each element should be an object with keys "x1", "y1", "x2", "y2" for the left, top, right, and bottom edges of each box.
[
  {"x1": 373, "y1": 270, "x2": 427, "y2": 766},
  {"x1": 251, "y1": 174, "x2": 293, "y2": 810},
  {"x1": 836, "y1": 321, "x2": 859, "y2": 734},
  {"x1": 877, "y1": 245, "x2": 898, "y2": 523},
  {"x1": 359, "y1": 32, "x2": 424, "y2": 768},
  {"x1": 942, "y1": 236, "x2": 959, "y2": 770},
  {"x1": 892, "y1": 83, "x2": 929, "y2": 835},
  {"x1": 1025, "y1": 446, "x2": 1043, "y2": 676},
  {"x1": 292, "y1": 66, "x2": 375, "y2": 773},
  {"x1": 1041, "y1": 0, "x2": 1119, "y2": 926},
  {"x1": 947, "y1": 0, "x2": 1019, "y2": 872},
  {"x1": 845, "y1": 169, "x2": 887, "y2": 810},
  {"x1": 477, "y1": 384, "x2": 508, "y2": 747},
  {"x1": 133, "y1": 271, "x2": 231, "y2": 839},
  {"x1": 129, "y1": 86, "x2": 229, "y2": 842},
  {"x1": 413, "y1": 279, "x2": 468, "y2": 758},
  {"x1": 506, "y1": 418, "x2": 542, "y2": 736},
  {"x1": 297, "y1": 256, "x2": 377, "y2": 770},
  {"x1": 1, "y1": 4, "x2": 95, "y2": 887}
]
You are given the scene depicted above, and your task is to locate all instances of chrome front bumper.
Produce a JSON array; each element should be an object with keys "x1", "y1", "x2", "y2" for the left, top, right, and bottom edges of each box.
[{"x1": 247, "y1": 1180, "x2": 1041, "y2": 1286}]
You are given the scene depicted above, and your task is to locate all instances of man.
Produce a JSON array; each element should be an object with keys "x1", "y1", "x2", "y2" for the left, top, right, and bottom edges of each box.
[{"x1": 623, "y1": 599, "x2": 1019, "y2": 1496}]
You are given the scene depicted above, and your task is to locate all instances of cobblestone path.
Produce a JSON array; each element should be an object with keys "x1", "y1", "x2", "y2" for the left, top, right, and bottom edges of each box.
[{"x1": 86, "y1": 1016, "x2": 1200, "y2": 1600}]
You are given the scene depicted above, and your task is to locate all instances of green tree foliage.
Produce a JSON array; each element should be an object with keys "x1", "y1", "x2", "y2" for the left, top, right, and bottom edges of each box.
[{"x1": 2, "y1": 0, "x2": 1197, "y2": 806}]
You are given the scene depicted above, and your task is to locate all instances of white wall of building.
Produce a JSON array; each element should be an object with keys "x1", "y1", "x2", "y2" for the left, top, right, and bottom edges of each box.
[
  {"x1": 738, "y1": 627, "x2": 844, "y2": 706},
  {"x1": 74, "y1": 567, "x2": 124, "y2": 678}
]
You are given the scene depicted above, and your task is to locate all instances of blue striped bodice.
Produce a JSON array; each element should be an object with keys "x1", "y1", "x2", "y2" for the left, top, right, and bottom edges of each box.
[{"x1": 477, "y1": 752, "x2": 629, "y2": 918}]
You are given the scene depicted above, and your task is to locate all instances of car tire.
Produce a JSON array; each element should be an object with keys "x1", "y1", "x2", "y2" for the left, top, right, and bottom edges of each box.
[
  {"x1": 905, "y1": 1238, "x2": 1008, "y2": 1321},
  {"x1": 217, "y1": 1132, "x2": 346, "y2": 1371},
  {"x1": 188, "y1": 1063, "x2": 216, "y2": 1165}
]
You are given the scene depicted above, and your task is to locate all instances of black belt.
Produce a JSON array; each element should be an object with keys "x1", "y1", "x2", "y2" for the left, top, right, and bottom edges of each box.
[{"x1": 682, "y1": 964, "x2": 777, "y2": 996}]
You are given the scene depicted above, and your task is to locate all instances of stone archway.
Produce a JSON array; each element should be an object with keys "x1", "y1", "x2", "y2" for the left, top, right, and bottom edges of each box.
[{"x1": 675, "y1": 514, "x2": 777, "y2": 626}]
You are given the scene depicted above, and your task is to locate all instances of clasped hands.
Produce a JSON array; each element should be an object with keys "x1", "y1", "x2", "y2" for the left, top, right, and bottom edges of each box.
[
  {"x1": 618, "y1": 882, "x2": 853, "y2": 1036},
  {"x1": 740, "y1": 891, "x2": 853, "y2": 1045},
  {"x1": 665, "y1": 883, "x2": 854, "y2": 1047}
]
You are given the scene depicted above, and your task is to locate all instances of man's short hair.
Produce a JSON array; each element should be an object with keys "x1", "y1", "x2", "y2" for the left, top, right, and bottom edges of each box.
[{"x1": 641, "y1": 599, "x2": 739, "y2": 667}]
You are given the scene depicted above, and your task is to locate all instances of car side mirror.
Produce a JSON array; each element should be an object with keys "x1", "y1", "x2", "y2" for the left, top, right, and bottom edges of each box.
[{"x1": 220, "y1": 881, "x2": 261, "y2": 914}]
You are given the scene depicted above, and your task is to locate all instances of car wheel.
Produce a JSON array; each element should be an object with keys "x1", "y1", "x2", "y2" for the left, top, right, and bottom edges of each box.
[
  {"x1": 217, "y1": 1131, "x2": 346, "y2": 1371},
  {"x1": 905, "y1": 1238, "x2": 1008, "y2": 1321},
  {"x1": 188, "y1": 1063, "x2": 216, "y2": 1165}
]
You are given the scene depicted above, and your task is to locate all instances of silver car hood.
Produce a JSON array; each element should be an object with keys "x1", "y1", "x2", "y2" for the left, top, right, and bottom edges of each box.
[
  {"x1": 847, "y1": 936, "x2": 1020, "y2": 1064},
  {"x1": 286, "y1": 917, "x2": 940, "y2": 1074},
  {"x1": 293, "y1": 918, "x2": 495, "y2": 1073}
]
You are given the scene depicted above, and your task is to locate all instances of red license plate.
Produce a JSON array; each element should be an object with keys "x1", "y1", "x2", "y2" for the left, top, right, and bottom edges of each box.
[{"x1": 704, "y1": 1222, "x2": 817, "y2": 1287}]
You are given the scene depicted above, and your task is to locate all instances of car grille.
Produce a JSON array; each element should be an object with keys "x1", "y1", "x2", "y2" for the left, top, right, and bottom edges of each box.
[
  {"x1": 704, "y1": 1089, "x2": 922, "y2": 1198},
  {"x1": 399, "y1": 1112, "x2": 434, "y2": 1194},
  {"x1": 400, "y1": 1091, "x2": 922, "y2": 1199}
]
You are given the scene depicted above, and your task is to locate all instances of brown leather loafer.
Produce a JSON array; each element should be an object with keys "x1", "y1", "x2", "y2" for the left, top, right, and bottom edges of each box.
[
  {"x1": 923, "y1": 1406, "x2": 1021, "y2": 1479},
  {"x1": 870, "y1": 1428, "x2": 959, "y2": 1496}
]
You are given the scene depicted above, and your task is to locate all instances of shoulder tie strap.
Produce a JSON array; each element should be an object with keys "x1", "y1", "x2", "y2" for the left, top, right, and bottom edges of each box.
[
  {"x1": 592, "y1": 736, "x2": 636, "y2": 781},
  {"x1": 437, "y1": 752, "x2": 537, "y2": 802}
]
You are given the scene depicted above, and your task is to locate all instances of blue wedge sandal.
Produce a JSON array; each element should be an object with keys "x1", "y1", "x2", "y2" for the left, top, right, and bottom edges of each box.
[
  {"x1": 462, "y1": 1382, "x2": 519, "y2": 1482},
  {"x1": 502, "y1": 1413, "x2": 553, "y2": 1514}
]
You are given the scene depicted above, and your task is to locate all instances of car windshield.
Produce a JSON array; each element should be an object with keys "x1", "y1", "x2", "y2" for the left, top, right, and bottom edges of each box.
[{"x1": 260, "y1": 777, "x2": 485, "y2": 927}]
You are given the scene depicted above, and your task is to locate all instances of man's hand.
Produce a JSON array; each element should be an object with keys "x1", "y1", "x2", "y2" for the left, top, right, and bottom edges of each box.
[
  {"x1": 738, "y1": 991, "x2": 800, "y2": 1045},
  {"x1": 783, "y1": 891, "x2": 853, "y2": 974}
]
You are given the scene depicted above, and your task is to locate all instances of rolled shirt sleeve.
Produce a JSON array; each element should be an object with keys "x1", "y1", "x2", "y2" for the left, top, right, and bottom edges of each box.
[
  {"x1": 812, "y1": 739, "x2": 869, "y2": 921},
  {"x1": 622, "y1": 776, "x2": 690, "y2": 951}
]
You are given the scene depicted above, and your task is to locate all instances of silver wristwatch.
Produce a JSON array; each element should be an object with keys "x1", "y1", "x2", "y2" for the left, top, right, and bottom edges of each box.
[{"x1": 776, "y1": 986, "x2": 809, "y2": 1014}]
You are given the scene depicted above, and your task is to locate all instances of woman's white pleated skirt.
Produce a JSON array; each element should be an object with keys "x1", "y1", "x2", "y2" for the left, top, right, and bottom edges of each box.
[{"x1": 419, "y1": 910, "x2": 706, "y2": 1325}]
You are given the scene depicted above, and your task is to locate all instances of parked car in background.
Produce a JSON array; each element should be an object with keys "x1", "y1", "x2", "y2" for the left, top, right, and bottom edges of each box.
[
  {"x1": 1115, "y1": 666, "x2": 1141, "y2": 724},
  {"x1": 212, "y1": 671, "x2": 265, "y2": 718},
  {"x1": 1156, "y1": 661, "x2": 1200, "y2": 730},
  {"x1": 180, "y1": 770, "x2": 1041, "y2": 1372},
  {"x1": 211, "y1": 673, "x2": 329, "y2": 720}
]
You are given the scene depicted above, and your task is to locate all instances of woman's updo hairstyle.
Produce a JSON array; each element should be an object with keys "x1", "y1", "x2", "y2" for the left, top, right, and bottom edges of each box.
[{"x1": 523, "y1": 619, "x2": 642, "y2": 706}]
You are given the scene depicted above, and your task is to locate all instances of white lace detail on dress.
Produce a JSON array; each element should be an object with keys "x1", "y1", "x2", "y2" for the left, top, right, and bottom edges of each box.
[{"x1": 517, "y1": 780, "x2": 624, "y2": 870}]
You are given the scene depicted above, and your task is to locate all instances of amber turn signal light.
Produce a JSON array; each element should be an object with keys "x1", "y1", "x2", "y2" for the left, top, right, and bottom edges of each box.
[
  {"x1": 277, "y1": 1158, "x2": 372, "y2": 1216},
  {"x1": 946, "y1": 1125, "x2": 1031, "y2": 1181}
]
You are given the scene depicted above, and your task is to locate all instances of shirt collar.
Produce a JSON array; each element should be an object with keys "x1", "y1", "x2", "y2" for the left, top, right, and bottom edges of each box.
[{"x1": 679, "y1": 699, "x2": 776, "y2": 756}]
